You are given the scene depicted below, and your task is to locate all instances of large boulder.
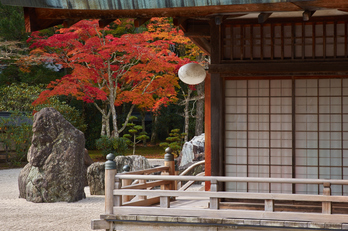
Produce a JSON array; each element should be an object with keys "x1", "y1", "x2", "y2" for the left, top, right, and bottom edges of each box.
[
  {"x1": 177, "y1": 133, "x2": 205, "y2": 170},
  {"x1": 87, "y1": 155, "x2": 151, "y2": 195},
  {"x1": 18, "y1": 108, "x2": 86, "y2": 203}
]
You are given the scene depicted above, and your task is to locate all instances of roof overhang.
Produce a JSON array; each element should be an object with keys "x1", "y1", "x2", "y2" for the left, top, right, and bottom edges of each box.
[
  {"x1": 1, "y1": 0, "x2": 348, "y2": 56},
  {"x1": 1, "y1": 0, "x2": 348, "y2": 32}
]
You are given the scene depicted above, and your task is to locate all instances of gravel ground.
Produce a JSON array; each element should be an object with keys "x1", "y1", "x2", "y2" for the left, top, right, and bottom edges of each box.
[{"x1": 0, "y1": 168, "x2": 105, "y2": 231}]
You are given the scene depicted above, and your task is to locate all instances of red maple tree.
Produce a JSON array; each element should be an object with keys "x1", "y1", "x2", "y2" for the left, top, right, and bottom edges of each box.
[{"x1": 26, "y1": 20, "x2": 188, "y2": 137}]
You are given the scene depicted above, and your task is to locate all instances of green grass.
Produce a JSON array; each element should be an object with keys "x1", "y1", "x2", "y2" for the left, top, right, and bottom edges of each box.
[{"x1": 88, "y1": 145, "x2": 165, "y2": 162}]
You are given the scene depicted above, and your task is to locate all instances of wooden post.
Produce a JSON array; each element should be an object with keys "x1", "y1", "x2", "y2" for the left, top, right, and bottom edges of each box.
[
  {"x1": 122, "y1": 165, "x2": 133, "y2": 203},
  {"x1": 160, "y1": 196, "x2": 170, "y2": 208},
  {"x1": 322, "y1": 182, "x2": 332, "y2": 214},
  {"x1": 265, "y1": 199, "x2": 274, "y2": 212},
  {"x1": 210, "y1": 179, "x2": 220, "y2": 209},
  {"x1": 105, "y1": 153, "x2": 117, "y2": 215},
  {"x1": 164, "y1": 147, "x2": 175, "y2": 190},
  {"x1": 138, "y1": 179, "x2": 147, "y2": 200}
]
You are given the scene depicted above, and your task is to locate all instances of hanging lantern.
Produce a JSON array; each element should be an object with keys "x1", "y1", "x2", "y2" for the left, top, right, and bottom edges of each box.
[{"x1": 178, "y1": 63, "x2": 206, "y2": 85}]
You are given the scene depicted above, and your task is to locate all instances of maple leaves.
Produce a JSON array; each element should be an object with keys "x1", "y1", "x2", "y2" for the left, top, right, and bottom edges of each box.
[{"x1": 24, "y1": 19, "x2": 189, "y2": 137}]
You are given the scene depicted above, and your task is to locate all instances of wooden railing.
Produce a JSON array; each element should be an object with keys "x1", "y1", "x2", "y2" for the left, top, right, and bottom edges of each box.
[
  {"x1": 110, "y1": 175, "x2": 348, "y2": 223},
  {"x1": 103, "y1": 151, "x2": 348, "y2": 224}
]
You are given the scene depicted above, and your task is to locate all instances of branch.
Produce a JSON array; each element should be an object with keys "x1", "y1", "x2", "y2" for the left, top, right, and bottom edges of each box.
[{"x1": 118, "y1": 104, "x2": 136, "y2": 134}]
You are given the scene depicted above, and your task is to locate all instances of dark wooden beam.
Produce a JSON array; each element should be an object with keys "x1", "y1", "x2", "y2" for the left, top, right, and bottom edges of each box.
[
  {"x1": 63, "y1": 19, "x2": 81, "y2": 28},
  {"x1": 24, "y1": 7, "x2": 64, "y2": 32},
  {"x1": 303, "y1": 10, "x2": 316, "y2": 21},
  {"x1": 134, "y1": 18, "x2": 151, "y2": 27},
  {"x1": 189, "y1": 37, "x2": 211, "y2": 55},
  {"x1": 99, "y1": 19, "x2": 116, "y2": 28},
  {"x1": 173, "y1": 17, "x2": 188, "y2": 27},
  {"x1": 258, "y1": 13, "x2": 272, "y2": 23},
  {"x1": 184, "y1": 22, "x2": 210, "y2": 38},
  {"x1": 209, "y1": 61, "x2": 348, "y2": 75}
]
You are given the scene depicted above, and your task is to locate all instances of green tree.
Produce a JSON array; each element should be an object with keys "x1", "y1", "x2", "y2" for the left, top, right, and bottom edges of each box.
[
  {"x1": 122, "y1": 116, "x2": 149, "y2": 155},
  {"x1": 0, "y1": 83, "x2": 43, "y2": 112},
  {"x1": 0, "y1": 83, "x2": 87, "y2": 133},
  {"x1": 159, "y1": 129, "x2": 186, "y2": 157},
  {"x1": 95, "y1": 135, "x2": 128, "y2": 156},
  {"x1": 0, "y1": 111, "x2": 32, "y2": 166},
  {"x1": 0, "y1": 2, "x2": 26, "y2": 41}
]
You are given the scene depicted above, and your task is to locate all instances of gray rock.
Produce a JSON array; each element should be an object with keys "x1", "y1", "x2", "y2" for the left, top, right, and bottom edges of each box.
[
  {"x1": 87, "y1": 155, "x2": 151, "y2": 195},
  {"x1": 87, "y1": 162, "x2": 105, "y2": 195},
  {"x1": 114, "y1": 155, "x2": 151, "y2": 173},
  {"x1": 177, "y1": 133, "x2": 205, "y2": 167},
  {"x1": 18, "y1": 107, "x2": 86, "y2": 203}
]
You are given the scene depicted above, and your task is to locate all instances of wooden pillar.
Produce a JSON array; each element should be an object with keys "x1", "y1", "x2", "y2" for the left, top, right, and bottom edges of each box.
[
  {"x1": 205, "y1": 73, "x2": 212, "y2": 191},
  {"x1": 209, "y1": 17, "x2": 225, "y2": 191},
  {"x1": 105, "y1": 154, "x2": 117, "y2": 215}
]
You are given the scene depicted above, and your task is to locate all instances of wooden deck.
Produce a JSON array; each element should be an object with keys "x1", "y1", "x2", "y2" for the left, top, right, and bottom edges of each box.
[{"x1": 91, "y1": 157, "x2": 348, "y2": 230}]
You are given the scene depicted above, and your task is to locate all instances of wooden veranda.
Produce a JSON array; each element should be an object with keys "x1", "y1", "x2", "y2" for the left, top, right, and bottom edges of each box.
[{"x1": 91, "y1": 153, "x2": 348, "y2": 231}]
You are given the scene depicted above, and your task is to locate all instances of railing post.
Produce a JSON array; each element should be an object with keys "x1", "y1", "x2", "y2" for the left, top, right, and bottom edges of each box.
[
  {"x1": 105, "y1": 153, "x2": 117, "y2": 215},
  {"x1": 322, "y1": 182, "x2": 332, "y2": 214},
  {"x1": 122, "y1": 165, "x2": 133, "y2": 203},
  {"x1": 265, "y1": 199, "x2": 274, "y2": 212},
  {"x1": 164, "y1": 147, "x2": 175, "y2": 190},
  {"x1": 210, "y1": 179, "x2": 220, "y2": 209}
]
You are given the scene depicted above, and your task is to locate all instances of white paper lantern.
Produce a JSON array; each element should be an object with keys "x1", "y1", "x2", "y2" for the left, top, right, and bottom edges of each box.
[{"x1": 178, "y1": 63, "x2": 206, "y2": 85}]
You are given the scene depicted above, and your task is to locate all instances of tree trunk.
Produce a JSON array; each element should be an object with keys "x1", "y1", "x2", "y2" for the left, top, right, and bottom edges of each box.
[
  {"x1": 133, "y1": 135, "x2": 136, "y2": 155},
  {"x1": 150, "y1": 113, "x2": 158, "y2": 144},
  {"x1": 140, "y1": 110, "x2": 146, "y2": 146},
  {"x1": 195, "y1": 81, "x2": 205, "y2": 136},
  {"x1": 184, "y1": 88, "x2": 192, "y2": 142}
]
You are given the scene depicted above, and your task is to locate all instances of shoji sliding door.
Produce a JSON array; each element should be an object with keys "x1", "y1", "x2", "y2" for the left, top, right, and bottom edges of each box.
[{"x1": 225, "y1": 78, "x2": 348, "y2": 195}]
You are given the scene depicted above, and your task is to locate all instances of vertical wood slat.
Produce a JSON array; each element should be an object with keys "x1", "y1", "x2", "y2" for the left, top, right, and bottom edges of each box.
[
  {"x1": 261, "y1": 24, "x2": 264, "y2": 60},
  {"x1": 281, "y1": 24, "x2": 284, "y2": 60},
  {"x1": 322, "y1": 183, "x2": 332, "y2": 214},
  {"x1": 345, "y1": 22, "x2": 348, "y2": 58},
  {"x1": 302, "y1": 23, "x2": 305, "y2": 59},
  {"x1": 231, "y1": 26, "x2": 234, "y2": 60},
  {"x1": 334, "y1": 21, "x2": 337, "y2": 58},
  {"x1": 323, "y1": 22, "x2": 326, "y2": 59},
  {"x1": 271, "y1": 23, "x2": 274, "y2": 60},
  {"x1": 312, "y1": 22, "x2": 316, "y2": 59},
  {"x1": 250, "y1": 25, "x2": 254, "y2": 60},
  {"x1": 291, "y1": 23, "x2": 295, "y2": 60},
  {"x1": 240, "y1": 25, "x2": 244, "y2": 60}
]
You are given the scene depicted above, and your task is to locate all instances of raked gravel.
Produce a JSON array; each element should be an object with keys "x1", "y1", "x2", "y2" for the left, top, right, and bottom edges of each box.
[{"x1": 0, "y1": 168, "x2": 104, "y2": 231}]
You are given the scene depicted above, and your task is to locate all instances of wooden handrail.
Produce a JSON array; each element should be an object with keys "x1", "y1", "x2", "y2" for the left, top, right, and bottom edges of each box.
[
  {"x1": 118, "y1": 166, "x2": 170, "y2": 175},
  {"x1": 116, "y1": 174, "x2": 348, "y2": 185},
  {"x1": 179, "y1": 160, "x2": 205, "y2": 176},
  {"x1": 113, "y1": 189, "x2": 348, "y2": 203}
]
